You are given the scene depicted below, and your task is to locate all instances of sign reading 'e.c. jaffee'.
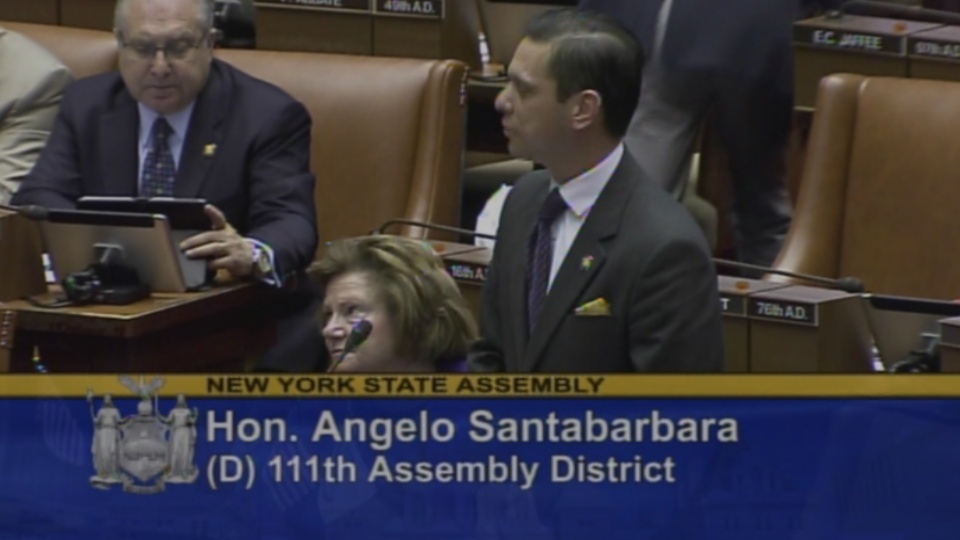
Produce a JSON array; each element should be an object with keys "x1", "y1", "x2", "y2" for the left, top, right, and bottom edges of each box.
[{"x1": 794, "y1": 25, "x2": 906, "y2": 55}]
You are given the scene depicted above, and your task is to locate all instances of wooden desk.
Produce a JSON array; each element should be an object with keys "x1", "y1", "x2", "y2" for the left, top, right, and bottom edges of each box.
[
  {"x1": 373, "y1": 0, "x2": 481, "y2": 69},
  {"x1": 255, "y1": 2, "x2": 373, "y2": 55},
  {"x1": 430, "y1": 239, "x2": 486, "y2": 258},
  {"x1": 436, "y1": 242, "x2": 490, "y2": 320},
  {"x1": 434, "y1": 243, "x2": 878, "y2": 373},
  {"x1": 0, "y1": 282, "x2": 275, "y2": 373},
  {"x1": 909, "y1": 25, "x2": 960, "y2": 81},
  {"x1": 0, "y1": 0, "x2": 58, "y2": 25},
  {"x1": 717, "y1": 276, "x2": 792, "y2": 372},
  {"x1": 793, "y1": 15, "x2": 941, "y2": 109},
  {"x1": 939, "y1": 316, "x2": 960, "y2": 371},
  {"x1": 255, "y1": 1, "x2": 481, "y2": 67},
  {"x1": 58, "y1": 0, "x2": 113, "y2": 30}
]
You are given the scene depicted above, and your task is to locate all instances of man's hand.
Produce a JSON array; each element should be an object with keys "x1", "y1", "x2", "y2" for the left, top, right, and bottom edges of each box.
[{"x1": 179, "y1": 205, "x2": 254, "y2": 278}]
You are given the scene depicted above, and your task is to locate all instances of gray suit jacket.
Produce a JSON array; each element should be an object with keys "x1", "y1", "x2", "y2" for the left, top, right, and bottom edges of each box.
[
  {"x1": 0, "y1": 27, "x2": 72, "y2": 204},
  {"x1": 468, "y1": 151, "x2": 724, "y2": 372}
]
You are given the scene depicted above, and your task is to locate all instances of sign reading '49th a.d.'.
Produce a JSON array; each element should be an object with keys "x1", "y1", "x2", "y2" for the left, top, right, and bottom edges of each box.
[{"x1": 377, "y1": 0, "x2": 444, "y2": 19}]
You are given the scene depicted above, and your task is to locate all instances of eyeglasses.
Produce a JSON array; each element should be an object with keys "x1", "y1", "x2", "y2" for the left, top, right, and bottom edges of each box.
[{"x1": 119, "y1": 32, "x2": 209, "y2": 62}]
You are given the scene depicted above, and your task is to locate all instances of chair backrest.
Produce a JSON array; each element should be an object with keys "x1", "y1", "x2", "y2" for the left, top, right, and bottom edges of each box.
[
  {"x1": 4, "y1": 21, "x2": 468, "y2": 259},
  {"x1": 773, "y1": 73, "x2": 960, "y2": 298},
  {"x1": 1, "y1": 21, "x2": 118, "y2": 79},
  {"x1": 217, "y1": 49, "x2": 467, "y2": 255}
]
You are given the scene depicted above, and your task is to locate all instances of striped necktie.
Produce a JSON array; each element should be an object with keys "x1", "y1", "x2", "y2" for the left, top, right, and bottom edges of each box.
[
  {"x1": 140, "y1": 117, "x2": 176, "y2": 197},
  {"x1": 527, "y1": 188, "x2": 568, "y2": 334}
]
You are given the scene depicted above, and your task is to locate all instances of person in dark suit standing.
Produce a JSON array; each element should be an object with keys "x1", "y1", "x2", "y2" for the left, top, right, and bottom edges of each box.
[
  {"x1": 468, "y1": 8, "x2": 723, "y2": 373},
  {"x1": 579, "y1": 0, "x2": 795, "y2": 268},
  {"x1": 12, "y1": 0, "x2": 320, "y2": 371}
]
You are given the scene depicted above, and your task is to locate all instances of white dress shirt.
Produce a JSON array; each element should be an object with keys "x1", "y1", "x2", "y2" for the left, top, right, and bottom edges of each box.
[{"x1": 548, "y1": 143, "x2": 624, "y2": 290}]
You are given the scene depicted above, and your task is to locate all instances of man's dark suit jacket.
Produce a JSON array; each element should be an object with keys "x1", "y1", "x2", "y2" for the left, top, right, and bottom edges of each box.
[
  {"x1": 468, "y1": 151, "x2": 724, "y2": 372},
  {"x1": 11, "y1": 59, "x2": 318, "y2": 277}
]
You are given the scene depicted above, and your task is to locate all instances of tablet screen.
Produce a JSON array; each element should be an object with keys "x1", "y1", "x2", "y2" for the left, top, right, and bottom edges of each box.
[{"x1": 77, "y1": 197, "x2": 210, "y2": 230}]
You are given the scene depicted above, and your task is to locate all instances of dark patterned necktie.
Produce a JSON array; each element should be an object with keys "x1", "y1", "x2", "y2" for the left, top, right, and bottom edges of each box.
[
  {"x1": 140, "y1": 117, "x2": 176, "y2": 197},
  {"x1": 527, "y1": 188, "x2": 568, "y2": 334}
]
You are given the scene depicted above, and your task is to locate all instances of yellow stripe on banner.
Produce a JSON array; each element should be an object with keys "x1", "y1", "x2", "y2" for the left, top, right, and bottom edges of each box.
[{"x1": 0, "y1": 374, "x2": 959, "y2": 398}]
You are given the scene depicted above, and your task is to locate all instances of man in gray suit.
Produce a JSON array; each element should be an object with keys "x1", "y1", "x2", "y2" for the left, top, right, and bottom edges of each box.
[
  {"x1": 0, "y1": 26, "x2": 72, "y2": 204},
  {"x1": 580, "y1": 0, "x2": 796, "y2": 268},
  {"x1": 468, "y1": 8, "x2": 723, "y2": 373}
]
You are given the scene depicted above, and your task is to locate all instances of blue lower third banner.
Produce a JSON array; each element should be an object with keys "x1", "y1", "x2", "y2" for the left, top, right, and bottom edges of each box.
[{"x1": 1, "y1": 375, "x2": 959, "y2": 539}]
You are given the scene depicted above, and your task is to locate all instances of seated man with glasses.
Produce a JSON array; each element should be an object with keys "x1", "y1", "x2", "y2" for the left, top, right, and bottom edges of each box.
[{"x1": 12, "y1": 0, "x2": 321, "y2": 371}]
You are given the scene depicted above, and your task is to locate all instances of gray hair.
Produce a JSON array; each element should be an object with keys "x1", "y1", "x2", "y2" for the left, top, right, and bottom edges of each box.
[{"x1": 114, "y1": 0, "x2": 214, "y2": 37}]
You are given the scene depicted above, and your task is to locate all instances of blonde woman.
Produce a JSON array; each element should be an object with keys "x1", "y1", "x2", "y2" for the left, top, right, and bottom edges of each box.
[{"x1": 315, "y1": 235, "x2": 478, "y2": 372}]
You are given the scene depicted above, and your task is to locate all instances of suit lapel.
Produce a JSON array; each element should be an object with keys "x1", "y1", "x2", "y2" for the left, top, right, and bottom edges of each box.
[
  {"x1": 522, "y1": 154, "x2": 640, "y2": 371},
  {"x1": 174, "y1": 61, "x2": 228, "y2": 198},
  {"x1": 98, "y1": 92, "x2": 139, "y2": 196}
]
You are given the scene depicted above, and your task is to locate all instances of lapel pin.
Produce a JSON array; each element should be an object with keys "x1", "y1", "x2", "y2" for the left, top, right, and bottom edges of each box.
[
  {"x1": 203, "y1": 144, "x2": 217, "y2": 157},
  {"x1": 580, "y1": 255, "x2": 595, "y2": 271}
]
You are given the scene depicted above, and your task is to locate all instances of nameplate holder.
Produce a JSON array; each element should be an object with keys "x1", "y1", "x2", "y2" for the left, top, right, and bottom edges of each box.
[
  {"x1": 911, "y1": 38, "x2": 960, "y2": 61},
  {"x1": 445, "y1": 260, "x2": 486, "y2": 285},
  {"x1": 940, "y1": 318, "x2": 960, "y2": 347},
  {"x1": 719, "y1": 293, "x2": 747, "y2": 317},
  {"x1": 794, "y1": 25, "x2": 905, "y2": 56},
  {"x1": 0, "y1": 310, "x2": 15, "y2": 350},
  {"x1": 375, "y1": 0, "x2": 444, "y2": 19},
  {"x1": 255, "y1": 0, "x2": 372, "y2": 14},
  {"x1": 748, "y1": 298, "x2": 819, "y2": 327},
  {"x1": 0, "y1": 310, "x2": 15, "y2": 373}
]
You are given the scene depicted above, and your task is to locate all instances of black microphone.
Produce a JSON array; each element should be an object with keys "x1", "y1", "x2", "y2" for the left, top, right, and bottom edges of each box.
[
  {"x1": 0, "y1": 203, "x2": 50, "y2": 221},
  {"x1": 327, "y1": 319, "x2": 374, "y2": 373},
  {"x1": 713, "y1": 258, "x2": 866, "y2": 294},
  {"x1": 375, "y1": 219, "x2": 495, "y2": 242}
]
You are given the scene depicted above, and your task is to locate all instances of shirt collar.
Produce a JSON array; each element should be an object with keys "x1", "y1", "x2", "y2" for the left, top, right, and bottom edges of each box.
[
  {"x1": 554, "y1": 143, "x2": 624, "y2": 220},
  {"x1": 138, "y1": 102, "x2": 196, "y2": 148}
]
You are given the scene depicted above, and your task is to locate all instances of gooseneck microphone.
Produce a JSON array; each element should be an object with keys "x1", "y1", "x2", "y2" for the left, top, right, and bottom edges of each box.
[
  {"x1": 376, "y1": 219, "x2": 496, "y2": 241},
  {"x1": 713, "y1": 258, "x2": 866, "y2": 294},
  {"x1": 327, "y1": 319, "x2": 374, "y2": 373}
]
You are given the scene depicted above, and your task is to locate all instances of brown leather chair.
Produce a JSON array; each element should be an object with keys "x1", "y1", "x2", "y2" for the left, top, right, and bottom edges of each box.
[
  {"x1": 216, "y1": 49, "x2": 467, "y2": 255},
  {"x1": 772, "y1": 73, "x2": 960, "y2": 299},
  {"x1": 1, "y1": 21, "x2": 117, "y2": 79},
  {"x1": 3, "y1": 22, "x2": 468, "y2": 258}
]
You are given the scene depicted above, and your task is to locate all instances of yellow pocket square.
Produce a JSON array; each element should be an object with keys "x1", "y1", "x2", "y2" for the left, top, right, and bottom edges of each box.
[{"x1": 574, "y1": 297, "x2": 611, "y2": 316}]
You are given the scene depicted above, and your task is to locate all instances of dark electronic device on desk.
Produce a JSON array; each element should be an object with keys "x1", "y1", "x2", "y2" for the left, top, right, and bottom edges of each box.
[
  {"x1": 862, "y1": 294, "x2": 960, "y2": 372},
  {"x1": 77, "y1": 197, "x2": 209, "y2": 229},
  {"x1": 38, "y1": 209, "x2": 205, "y2": 308},
  {"x1": 77, "y1": 197, "x2": 211, "y2": 290}
]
